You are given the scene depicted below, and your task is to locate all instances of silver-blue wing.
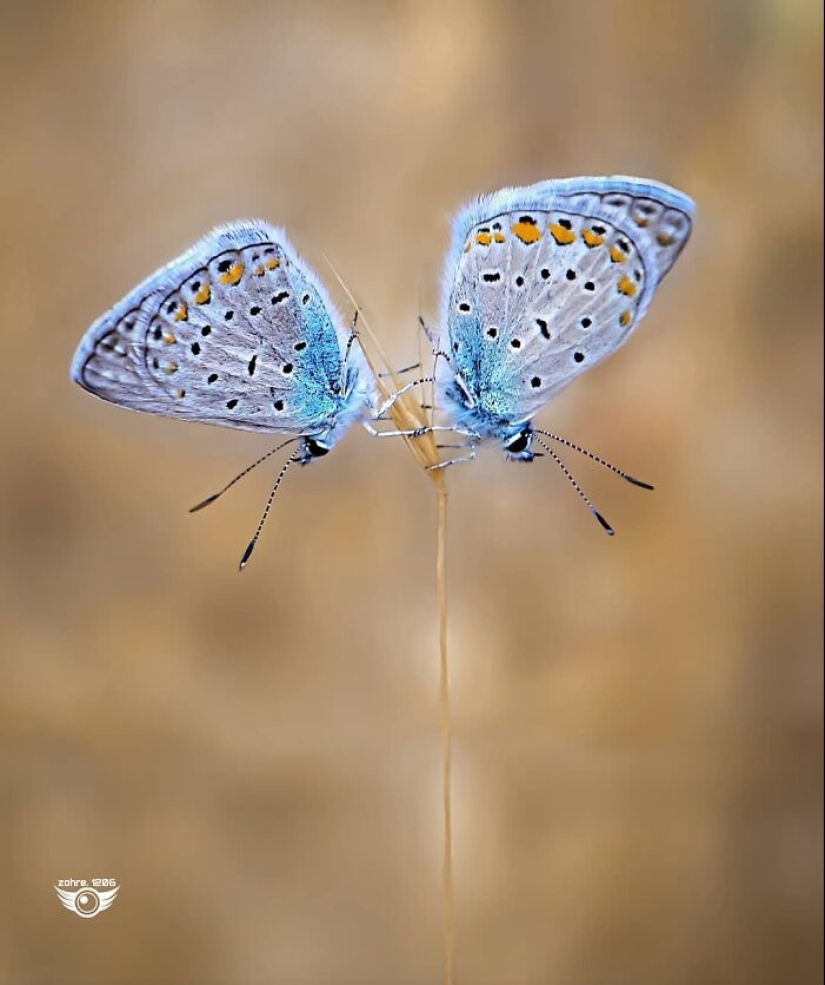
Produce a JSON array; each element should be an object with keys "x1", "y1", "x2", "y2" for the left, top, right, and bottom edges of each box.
[
  {"x1": 72, "y1": 222, "x2": 370, "y2": 435},
  {"x1": 440, "y1": 176, "x2": 694, "y2": 422}
]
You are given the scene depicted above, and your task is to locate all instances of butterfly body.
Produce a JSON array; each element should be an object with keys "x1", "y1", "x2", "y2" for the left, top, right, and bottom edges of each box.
[
  {"x1": 71, "y1": 221, "x2": 376, "y2": 460},
  {"x1": 437, "y1": 176, "x2": 695, "y2": 460}
]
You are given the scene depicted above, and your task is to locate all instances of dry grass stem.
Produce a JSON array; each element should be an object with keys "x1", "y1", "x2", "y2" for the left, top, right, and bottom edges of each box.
[{"x1": 323, "y1": 256, "x2": 453, "y2": 985}]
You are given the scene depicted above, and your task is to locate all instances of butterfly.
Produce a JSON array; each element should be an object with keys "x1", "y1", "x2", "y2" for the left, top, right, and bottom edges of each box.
[
  {"x1": 389, "y1": 176, "x2": 695, "y2": 534},
  {"x1": 71, "y1": 221, "x2": 377, "y2": 567}
]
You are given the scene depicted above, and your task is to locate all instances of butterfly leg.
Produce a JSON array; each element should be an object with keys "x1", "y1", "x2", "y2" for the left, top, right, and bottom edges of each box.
[
  {"x1": 338, "y1": 319, "x2": 362, "y2": 395},
  {"x1": 417, "y1": 314, "x2": 437, "y2": 345},
  {"x1": 376, "y1": 377, "x2": 435, "y2": 416},
  {"x1": 378, "y1": 362, "x2": 421, "y2": 378},
  {"x1": 426, "y1": 439, "x2": 477, "y2": 471},
  {"x1": 363, "y1": 422, "x2": 474, "y2": 440}
]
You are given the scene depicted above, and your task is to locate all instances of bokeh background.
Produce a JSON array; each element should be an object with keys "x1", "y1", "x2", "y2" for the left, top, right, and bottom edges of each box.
[{"x1": 1, "y1": 2, "x2": 822, "y2": 983}]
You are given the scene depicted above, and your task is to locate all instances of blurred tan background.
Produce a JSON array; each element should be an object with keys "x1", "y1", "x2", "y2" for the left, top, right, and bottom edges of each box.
[{"x1": 1, "y1": 2, "x2": 822, "y2": 983}]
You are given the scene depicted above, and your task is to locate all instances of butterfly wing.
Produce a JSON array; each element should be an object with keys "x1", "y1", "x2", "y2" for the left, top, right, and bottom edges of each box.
[
  {"x1": 72, "y1": 222, "x2": 362, "y2": 434},
  {"x1": 440, "y1": 176, "x2": 694, "y2": 423}
]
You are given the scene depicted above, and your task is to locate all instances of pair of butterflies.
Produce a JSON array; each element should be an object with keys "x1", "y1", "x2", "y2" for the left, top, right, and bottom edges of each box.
[{"x1": 72, "y1": 176, "x2": 694, "y2": 567}]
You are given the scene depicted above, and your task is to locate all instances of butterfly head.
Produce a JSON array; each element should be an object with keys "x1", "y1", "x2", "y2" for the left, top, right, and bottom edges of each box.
[
  {"x1": 502, "y1": 425, "x2": 538, "y2": 462},
  {"x1": 440, "y1": 373, "x2": 537, "y2": 462},
  {"x1": 300, "y1": 433, "x2": 332, "y2": 464}
]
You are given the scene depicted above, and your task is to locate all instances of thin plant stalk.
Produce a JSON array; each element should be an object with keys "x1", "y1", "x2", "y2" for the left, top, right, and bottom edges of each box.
[
  {"x1": 437, "y1": 483, "x2": 454, "y2": 985},
  {"x1": 322, "y1": 257, "x2": 454, "y2": 985}
]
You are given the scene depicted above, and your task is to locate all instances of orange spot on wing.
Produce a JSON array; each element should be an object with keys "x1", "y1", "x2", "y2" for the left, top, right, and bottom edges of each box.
[
  {"x1": 494, "y1": 231, "x2": 506, "y2": 243},
  {"x1": 165, "y1": 361, "x2": 179, "y2": 375},
  {"x1": 194, "y1": 283, "x2": 211, "y2": 304},
  {"x1": 549, "y1": 223, "x2": 576, "y2": 245},
  {"x1": 582, "y1": 229, "x2": 606, "y2": 248},
  {"x1": 610, "y1": 245, "x2": 628, "y2": 263},
  {"x1": 219, "y1": 263, "x2": 244, "y2": 286},
  {"x1": 265, "y1": 258, "x2": 280, "y2": 270},
  {"x1": 620, "y1": 310, "x2": 633, "y2": 327},
  {"x1": 617, "y1": 274, "x2": 637, "y2": 298},
  {"x1": 513, "y1": 221, "x2": 542, "y2": 244},
  {"x1": 174, "y1": 302, "x2": 188, "y2": 322},
  {"x1": 635, "y1": 217, "x2": 650, "y2": 227},
  {"x1": 163, "y1": 332, "x2": 176, "y2": 345},
  {"x1": 657, "y1": 232, "x2": 676, "y2": 246},
  {"x1": 475, "y1": 231, "x2": 493, "y2": 247}
]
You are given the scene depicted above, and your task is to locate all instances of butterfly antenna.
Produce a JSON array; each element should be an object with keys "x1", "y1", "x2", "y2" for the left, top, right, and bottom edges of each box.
[
  {"x1": 535, "y1": 430, "x2": 654, "y2": 490},
  {"x1": 239, "y1": 451, "x2": 300, "y2": 570},
  {"x1": 534, "y1": 436, "x2": 615, "y2": 536},
  {"x1": 189, "y1": 437, "x2": 299, "y2": 513}
]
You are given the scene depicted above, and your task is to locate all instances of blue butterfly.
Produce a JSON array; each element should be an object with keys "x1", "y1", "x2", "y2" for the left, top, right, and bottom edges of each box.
[
  {"x1": 384, "y1": 176, "x2": 695, "y2": 533},
  {"x1": 71, "y1": 221, "x2": 377, "y2": 566}
]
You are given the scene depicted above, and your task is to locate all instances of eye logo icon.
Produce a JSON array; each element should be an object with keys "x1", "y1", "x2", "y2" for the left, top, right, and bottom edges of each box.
[{"x1": 55, "y1": 883, "x2": 118, "y2": 918}]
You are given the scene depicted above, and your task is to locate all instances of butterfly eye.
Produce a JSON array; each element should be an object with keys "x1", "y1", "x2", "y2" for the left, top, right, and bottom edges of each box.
[
  {"x1": 505, "y1": 431, "x2": 531, "y2": 454},
  {"x1": 305, "y1": 437, "x2": 330, "y2": 458}
]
